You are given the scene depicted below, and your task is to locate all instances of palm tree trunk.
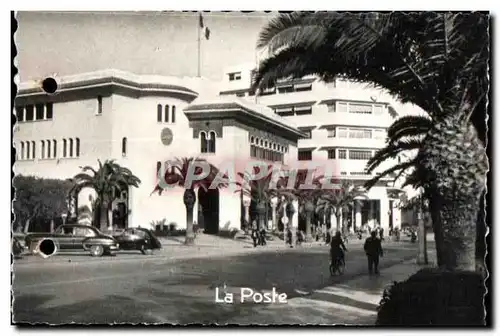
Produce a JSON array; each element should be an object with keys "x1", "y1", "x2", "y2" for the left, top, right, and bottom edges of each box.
[
  {"x1": 99, "y1": 199, "x2": 108, "y2": 232},
  {"x1": 257, "y1": 201, "x2": 266, "y2": 230},
  {"x1": 184, "y1": 188, "x2": 196, "y2": 245}
]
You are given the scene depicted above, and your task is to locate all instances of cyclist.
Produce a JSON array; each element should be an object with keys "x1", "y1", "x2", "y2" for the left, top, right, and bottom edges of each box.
[{"x1": 330, "y1": 231, "x2": 347, "y2": 269}]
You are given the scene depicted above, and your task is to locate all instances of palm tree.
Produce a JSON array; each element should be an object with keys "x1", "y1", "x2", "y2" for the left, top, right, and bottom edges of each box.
[
  {"x1": 236, "y1": 165, "x2": 279, "y2": 230},
  {"x1": 316, "y1": 180, "x2": 367, "y2": 233},
  {"x1": 278, "y1": 169, "x2": 324, "y2": 241},
  {"x1": 70, "y1": 160, "x2": 141, "y2": 231},
  {"x1": 252, "y1": 12, "x2": 489, "y2": 271},
  {"x1": 152, "y1": 157, "x2": 226, "y2": 245}
]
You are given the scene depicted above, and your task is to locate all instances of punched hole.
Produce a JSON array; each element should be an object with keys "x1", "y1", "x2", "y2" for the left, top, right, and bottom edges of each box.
[
  {"x1": 41, "y1": 77, "x2": 58, "y2": 94},
  {"x1": 39, "y1": 239, "x2": 56, "y2": 257}
]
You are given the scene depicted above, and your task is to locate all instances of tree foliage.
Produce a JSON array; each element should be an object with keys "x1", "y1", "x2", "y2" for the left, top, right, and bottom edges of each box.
[{"x1": 12, "y1": 175, "x2": 74, "y2": 231}]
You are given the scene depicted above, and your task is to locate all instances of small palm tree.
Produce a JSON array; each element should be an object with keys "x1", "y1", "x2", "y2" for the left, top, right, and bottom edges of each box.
[
  {"x1": 70, "y1": 159, "x2": 141, "y2": 231},
  {"x1": 152, "y1": 157, "x2": 226, "y2": 245},
  {"x1": 252, "y1": 12, "x2": 489, "y2": 271}
]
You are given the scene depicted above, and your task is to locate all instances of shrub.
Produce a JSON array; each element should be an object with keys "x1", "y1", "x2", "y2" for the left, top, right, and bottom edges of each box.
[
  {"x1": 169, "y1": 222, "x2": 177, "y2": 232},
  {"x1": 169, "y1": 229, "x2": 186, "y2": 237},
  {"x1": 377, "y1": 268, "x2": 485, "y2": 326}
]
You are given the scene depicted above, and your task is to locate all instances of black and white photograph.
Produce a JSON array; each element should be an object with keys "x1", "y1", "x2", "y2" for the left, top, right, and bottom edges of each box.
[{"x1": 9, "y1": 9, "x2": 491, "y2": 327}]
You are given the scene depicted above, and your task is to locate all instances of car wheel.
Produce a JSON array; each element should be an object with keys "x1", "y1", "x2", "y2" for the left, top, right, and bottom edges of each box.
[
  {"x1": 90, "y1": 245, "x2": 104, "y2": 257},
  {"x1": 140, "y1": 245, "x2": 153, "y2": 255}
]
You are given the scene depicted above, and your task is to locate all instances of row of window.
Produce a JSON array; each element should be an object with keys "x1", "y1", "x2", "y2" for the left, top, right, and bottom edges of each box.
[
  {"x1": 16, "y1": 103, "x2": 54, "y2": 122},
  {"x1": 200, "y1": 131, "x2": 216, "y2": 153},
  {"x1": 328, "y1": 149, "x2": 374, "y2": 160},
  {"x1": 328, "y1": 102, "x2": 385, "y2": 115},
  {"x1": 228, "y1": 72, "x2": 242, "y2": 81},
  {"x1": 18, "y1": 138, "x2": 81, "y2": 160},
  {"x1": 328, "y1": 127, "x2": 386, "y2": 140},
  {"x1": 274, "y1": 105, "x2": 313, "y2": 116},
  {"x1": 249, "y1": 136, "x2": 288, "y2": 153},
  {"x1": 250, "y1": 145, "x2": 284, "y2": 163},
  {"x1": 157, "y1": 104, "x2": 177, "y2": 123},
  {"x1": 339, "y1": 171, "x2": 372, "y2": 176},
  {"x1": 298, "y1": 148, "x2": 375, "y2": 161}
]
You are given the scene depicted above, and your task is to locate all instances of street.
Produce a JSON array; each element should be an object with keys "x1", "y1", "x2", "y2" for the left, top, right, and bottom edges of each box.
[{"x1": 12, "y1": 239, "x2": 423, "y2": 324}]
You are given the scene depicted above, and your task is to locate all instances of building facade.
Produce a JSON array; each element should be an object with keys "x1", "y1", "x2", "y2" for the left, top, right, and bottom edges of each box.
[
  {"x1": 13, "y1": 69, "x2": 304, "y2": 233},
  {"x1": 219, "y1": 63, "x2": 407, "y2": 232}
]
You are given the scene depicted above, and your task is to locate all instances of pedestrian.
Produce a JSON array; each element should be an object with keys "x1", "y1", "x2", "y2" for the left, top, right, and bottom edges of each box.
[
  {"x1": 259, "y1": 227, "x2": 267, "y2": 246},
  {"x1": 286, "y1": 225, "x2": 293, "y2": 247},
  {"x1": 380, "y1": 227, "x2": 385, "y2": 241},
  {"x1": 251, "y1": 221, "x2": 259, "y2": 247},
  {"x1": 364, "y1": 231, "x2": 384, "y2": 275},
  {"x1": 325, "y1": 229, "x2": 332, "y2": 245}
]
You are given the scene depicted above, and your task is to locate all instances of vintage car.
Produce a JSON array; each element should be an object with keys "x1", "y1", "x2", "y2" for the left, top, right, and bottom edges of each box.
[
  {"x1": 24, "y1": 224, "x2": 120, "y2": 257},
  {"x1": 112, "y1": 228, "x2": 162, "y2": 254}
]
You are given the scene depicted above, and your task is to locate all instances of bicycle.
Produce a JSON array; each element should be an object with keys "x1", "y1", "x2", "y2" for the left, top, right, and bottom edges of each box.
[{"x1": 329, "y1": 254, "x2": 346, "y2": 276}]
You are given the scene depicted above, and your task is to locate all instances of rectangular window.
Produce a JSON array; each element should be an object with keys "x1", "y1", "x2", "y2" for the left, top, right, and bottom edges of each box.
[
  {"x1": 15, "y1": 106, "x2": 24, "y2": 122},
  {"x1": 25, "y1": 105, "x2": 34, "y2": 121},
  {"x1": 327, "y1": 104, "x2": 335, "y2": 113},
  {"x1": 373, "y1": 105, "x2": 384, "y2": 115},
  {"x1": 348, "y1": 128, "x2": 372, "y2": 139},
  {"x1": 338, "y1": 149, "x2": 347, "y2": 159},
  {"x1": 31, "y1": 141, "x2": 36, "y2": 159},
  {"x1": 277, "y1": 85, "x2": 294, "y2": 94},
  {"x1": 97, "y1": 96, "x2": 103, "y2": 115},
  {"x1": 337, "y1": 102, "x2": 348, "y2": 113},
  {"x1": 298, "y1": 150, "x2": 312, "y2": 161},
  {"x1": 294, "y1": 83, "x2": 312, "y2": 92},
  {"x1": 35, "y1": 104, "x2": 44, "y2": 120},
  {"x1": 156, "y1": 161, "x2": 162, "y2": 174},
  {"x1": 340, "y1": 171, "x2": 347, "y2": 175},
  {"x1": 294, "y1": 106, "x2": 313, "y2": 115},
  {"x1": 236, "y1": 92, "x2": 245, "y2": 97},
  {"x1": 228, "y1": 72, "x2": 242, "y2": 81},
  {"x1": 46, "y1": 103, "x2": 53, "y2": 119},
  {"x1": 348, "y1": 150, "x2": 372, "y2": 160},
  {"x1": 327, "y1": 128, "x2": 336, "y2": 138},
  {"x1": 327, "y1": 149, "x2": 336, "y2": 159},
  {"x1": 171, "y1": 106, "x2": 176, "y2": 123},
  {"x1": 338, "y1": 128, "x2": 348, "y2": 138},
  {"x1": 53, "y1": 140, "x2": 57, "y2": 158},
  {"x1": 41, "y1": 141, "x2": 45, "y2": 159},
  {"x1": 349, "y1": 103, "x2": 372, "y2": 114},
  {"x1": 164, "y1": 105, "x2": 169, "y2": 123}
]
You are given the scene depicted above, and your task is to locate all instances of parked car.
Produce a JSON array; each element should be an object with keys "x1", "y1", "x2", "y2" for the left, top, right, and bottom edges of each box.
[
  {"x1": 112, "y1": 228, "x2": 162, "y2": 254},
  {"x1": 24, "y1": 224, "x2": 120, "y2": 257},
  {"x1": 12, "y1": 235, "x2": 25, "y2": 257}
]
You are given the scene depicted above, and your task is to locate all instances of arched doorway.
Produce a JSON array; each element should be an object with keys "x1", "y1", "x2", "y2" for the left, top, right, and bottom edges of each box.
[{"x1": 197, "y1": 188, "x2": 220, "y2": 234}]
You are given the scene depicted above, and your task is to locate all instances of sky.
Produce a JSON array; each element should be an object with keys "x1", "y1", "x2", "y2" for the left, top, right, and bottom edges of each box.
[{"x1": 15, "y1": 11, "x2": 274, "y2": 82}]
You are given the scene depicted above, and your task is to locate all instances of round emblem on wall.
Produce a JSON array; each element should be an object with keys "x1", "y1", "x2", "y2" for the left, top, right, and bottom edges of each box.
[{"x1": 161, "y1": 127, "x2": 173, "y2": 146}]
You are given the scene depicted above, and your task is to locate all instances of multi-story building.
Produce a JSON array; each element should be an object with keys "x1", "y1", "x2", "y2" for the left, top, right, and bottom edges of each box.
[
  {"x1": 219, "y1": 63, "x2": 408, "y2": 232},
  {"x1": 13, "y1": 69, "x2": 304, "y2": 233}
]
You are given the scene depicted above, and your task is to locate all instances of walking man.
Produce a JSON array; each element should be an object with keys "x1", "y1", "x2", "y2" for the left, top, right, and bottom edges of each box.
[{"x1": 364, "y1": 231, "x2": 384, "y2": 275}]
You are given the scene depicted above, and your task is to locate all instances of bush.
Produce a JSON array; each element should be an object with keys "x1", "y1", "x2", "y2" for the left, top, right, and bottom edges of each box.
[
  {"x1": 377, "y1": 268, "x2": 485, "y2": 326},
  {"x1": 169, "y1": 229, "x2": 186, "y2": 237},
  {"x1": 169, "y1": 222, "x2": 177, "y2": 232}
]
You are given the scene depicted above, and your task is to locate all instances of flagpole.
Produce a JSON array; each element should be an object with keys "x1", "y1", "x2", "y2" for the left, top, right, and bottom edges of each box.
[{"x1": 197, "y1": 13, "x2": 201, "y2": 78}]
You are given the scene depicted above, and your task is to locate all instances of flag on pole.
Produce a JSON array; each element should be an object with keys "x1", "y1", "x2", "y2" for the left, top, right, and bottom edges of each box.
[{"x1": 199, "y1": 13, "x2": 210, "y2": 40}]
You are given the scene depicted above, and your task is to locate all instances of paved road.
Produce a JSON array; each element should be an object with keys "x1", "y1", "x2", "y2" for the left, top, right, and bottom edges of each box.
[{"x1": 12, "y1": 240, "x2": 421, "y2": 325}]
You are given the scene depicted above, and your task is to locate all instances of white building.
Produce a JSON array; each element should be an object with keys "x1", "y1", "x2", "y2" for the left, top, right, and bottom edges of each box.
[
  {"x1": 13, "y1": 69, "x2": 304, "y2": 233},
  {"x1": 219, "y1": 63, "x2": 410, "y2": 232},
  {"x1": 14, "y1": 64, "x2": 413, "y2": 233}
]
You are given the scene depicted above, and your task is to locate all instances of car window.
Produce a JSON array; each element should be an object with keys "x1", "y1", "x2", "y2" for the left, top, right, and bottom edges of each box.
[
  {"x1": 74, "y1": 227, "x2": 96, "y2": 237},
  {"x1": 58, "y1": 227, "x2": 75, "y2": 235},
  {"x1": 126, "y1": 229, "x2": 147, "y2": 239}
]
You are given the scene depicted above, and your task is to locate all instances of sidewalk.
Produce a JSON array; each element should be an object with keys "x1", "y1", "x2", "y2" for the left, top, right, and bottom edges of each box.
[{"x1": 227, "y1": 256, "x2": 435, "y2": 325}]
